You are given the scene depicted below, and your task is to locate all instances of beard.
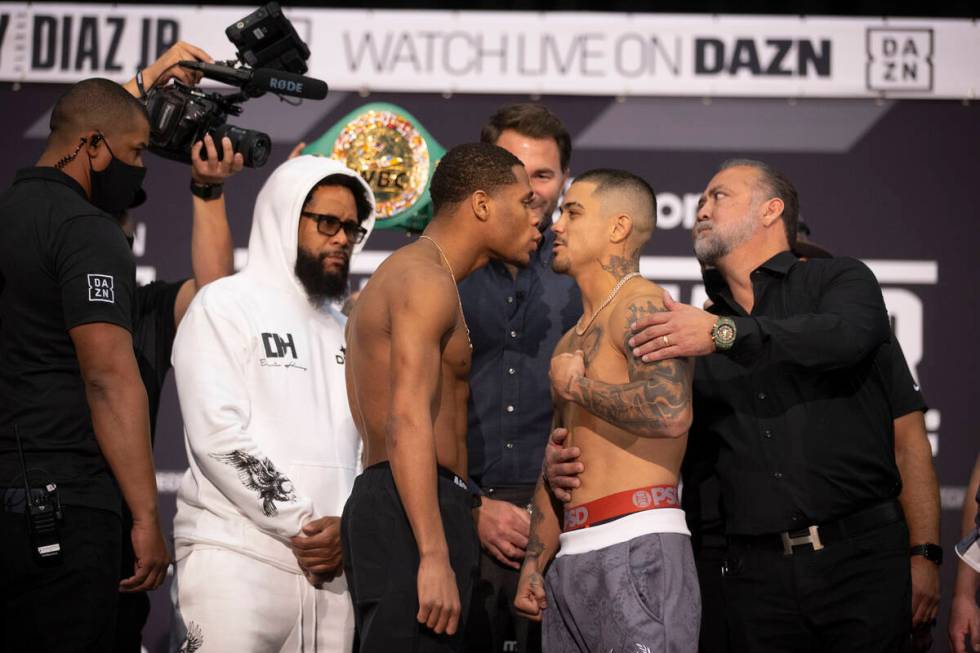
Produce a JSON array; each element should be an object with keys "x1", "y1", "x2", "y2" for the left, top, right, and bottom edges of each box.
[
  {"x1": 551, "y1": 251, "x2": 571, "y2": 274},
  {"x1": 694, "y1": 214, "x2": 758, "y2": 265},
  {"x1": 294, "y1": 246, "x2": 350, "y2": 305}
]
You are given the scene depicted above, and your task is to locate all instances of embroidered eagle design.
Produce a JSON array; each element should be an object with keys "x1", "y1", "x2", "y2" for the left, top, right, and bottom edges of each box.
[
  {"x1": 178, "y1": 621, "x2": 204, "y2": 652},
  {"x1": 210, "y1": 450, "x2": 297, "y2": 516}
]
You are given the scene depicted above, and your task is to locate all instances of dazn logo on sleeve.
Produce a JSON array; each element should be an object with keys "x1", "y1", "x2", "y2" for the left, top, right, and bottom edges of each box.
[{"x1": 87, "y1": 274, "x2": 115, "y2": 303}]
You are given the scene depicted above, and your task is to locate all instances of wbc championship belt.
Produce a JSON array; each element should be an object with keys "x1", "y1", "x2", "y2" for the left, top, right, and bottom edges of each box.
[{"x1": 302, "y1": 103, "x2": 445, "y2": 232}]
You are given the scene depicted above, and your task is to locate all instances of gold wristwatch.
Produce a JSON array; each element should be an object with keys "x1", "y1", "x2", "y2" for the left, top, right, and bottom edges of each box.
[{"x1": 711, "y1": 316, "x2": 737, "y2": 351}]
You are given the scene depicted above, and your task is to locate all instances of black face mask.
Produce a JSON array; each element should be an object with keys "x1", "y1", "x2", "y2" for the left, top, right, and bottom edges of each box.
[{"x1": 89, "y1": 135, "x2": 147, "y2": 214}]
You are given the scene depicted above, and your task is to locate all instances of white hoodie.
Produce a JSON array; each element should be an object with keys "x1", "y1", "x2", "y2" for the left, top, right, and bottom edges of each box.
[{"x1": 172, "y1": 156, "x2": 375, "y2": 573}]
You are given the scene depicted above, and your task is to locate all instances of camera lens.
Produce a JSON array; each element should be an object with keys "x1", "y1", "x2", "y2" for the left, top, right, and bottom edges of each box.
[{"x1": 211, "y1": 125, "x2": 271, "y2": 168}]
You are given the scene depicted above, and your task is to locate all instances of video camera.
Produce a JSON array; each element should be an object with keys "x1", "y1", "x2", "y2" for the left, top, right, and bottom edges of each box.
[{"x1": 145, "y1": 2, "x2": 327, "y2": 168}]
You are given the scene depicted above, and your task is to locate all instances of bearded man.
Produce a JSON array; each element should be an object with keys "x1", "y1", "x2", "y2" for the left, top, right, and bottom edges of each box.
[{"x1": 170, "y1": 156, "x2": 374, "y2": 652}]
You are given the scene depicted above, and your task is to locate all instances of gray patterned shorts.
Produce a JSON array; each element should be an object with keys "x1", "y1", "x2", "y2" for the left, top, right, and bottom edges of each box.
[{"x1": 543, "y1": 529, "x2": 700, "y2": 653}]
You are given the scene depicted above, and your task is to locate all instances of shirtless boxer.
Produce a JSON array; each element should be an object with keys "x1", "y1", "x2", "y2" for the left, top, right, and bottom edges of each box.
[
  {"x1": 342, "y1": 143, "x2": 542, "y2": 652},
  {"x1": 514, "y1": 169, "x2": 701, "y2": 652}
]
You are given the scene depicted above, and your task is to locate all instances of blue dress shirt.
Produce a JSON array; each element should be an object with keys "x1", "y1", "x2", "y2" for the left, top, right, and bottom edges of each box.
[{"x1": 459, "y1": 227, "x2": 582, "y2": 489}]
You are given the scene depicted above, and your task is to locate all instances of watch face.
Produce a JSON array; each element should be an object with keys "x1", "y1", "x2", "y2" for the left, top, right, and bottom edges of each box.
[
  {"x1": 924, "y1": 544, "x2": 943, "y2": 564},
  {"x1": 713, "y1": 317, "x2": 736, "y2": 351}
]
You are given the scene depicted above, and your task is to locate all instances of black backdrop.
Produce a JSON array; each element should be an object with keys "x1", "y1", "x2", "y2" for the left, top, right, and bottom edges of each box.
[{"x1": 2, "y1": 83, "x2": 977, "y2": 652}]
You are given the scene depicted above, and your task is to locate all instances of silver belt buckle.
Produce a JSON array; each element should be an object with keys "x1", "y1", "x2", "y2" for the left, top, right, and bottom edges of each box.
[{"x1": 780, "y1": 525, "x2": 824, "y2": 555}]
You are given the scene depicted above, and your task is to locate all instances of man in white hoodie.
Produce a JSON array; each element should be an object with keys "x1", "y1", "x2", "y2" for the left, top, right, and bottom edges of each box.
[{"x1": 170, "y1": 155, "x2": 375, "y2": 652}]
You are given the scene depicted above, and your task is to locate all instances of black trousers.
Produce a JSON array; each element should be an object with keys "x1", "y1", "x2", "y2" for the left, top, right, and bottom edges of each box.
[
  {"x1": 0, "y1": 500, "x2": 122, "y2": 653},
  {"x1": 465, "y1": 484, "x2": 541, "y2": 653},
  {"x1": 694, "y1": 540, "x2": 730, "y2": 653},
  {"x1": 721, "y1": 518, "x2": 911, "y2": 653},
  {"x1": 341, "y1": 462, "x2": 480, "y2": 653}
]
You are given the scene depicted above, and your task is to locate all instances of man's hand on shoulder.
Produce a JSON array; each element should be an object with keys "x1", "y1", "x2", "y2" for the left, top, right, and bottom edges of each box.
[
  {"x1": 628, "y1": 290, "x2": 716, "y2": 362},
  {"x1": 475, "y1": 497, "x2": 531, "y2": 569}
]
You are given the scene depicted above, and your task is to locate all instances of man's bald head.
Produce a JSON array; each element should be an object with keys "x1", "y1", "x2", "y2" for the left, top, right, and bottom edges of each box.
[
  {"x1": 573, "y1": 168, "x2": 657, "y2": 244},
  {"x1": 49, "y1": 78, "x2": 148, "y2": 145}
]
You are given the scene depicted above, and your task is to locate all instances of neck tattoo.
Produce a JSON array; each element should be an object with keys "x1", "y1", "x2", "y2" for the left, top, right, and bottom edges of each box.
[
  {"x1": 575, "y1": 272, "x2": 642, "y2": 336},
  {"x1": 418, "y1": 235, "x2": 473, "y2": 350}
]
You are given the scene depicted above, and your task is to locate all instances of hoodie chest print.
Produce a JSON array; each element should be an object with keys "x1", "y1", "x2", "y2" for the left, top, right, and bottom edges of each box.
[{"x1": 259, "y1": 331, "x2": 307, "y2": 371}]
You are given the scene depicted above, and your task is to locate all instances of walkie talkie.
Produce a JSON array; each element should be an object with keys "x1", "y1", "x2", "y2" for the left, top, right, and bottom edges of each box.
[{"x1": 14, "y1": 425, "x2": 63, "y2": 563}]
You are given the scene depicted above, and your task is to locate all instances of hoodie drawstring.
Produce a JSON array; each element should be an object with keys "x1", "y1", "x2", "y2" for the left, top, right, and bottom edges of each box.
[
  {"x1": 313, "y1": 585, "x2": 319, "y2": 652},
  {"x1": 296, "y1": 574, "x2": 320, "y2": 653}
]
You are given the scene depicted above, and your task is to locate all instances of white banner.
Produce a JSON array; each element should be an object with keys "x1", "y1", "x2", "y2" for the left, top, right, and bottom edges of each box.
[{"x1": 0, "y1": 3, "x2": 977, "y2": 99}]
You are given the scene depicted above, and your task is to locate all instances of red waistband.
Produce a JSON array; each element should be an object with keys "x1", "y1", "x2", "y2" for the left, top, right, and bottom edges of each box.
[{"x1": 563, "y1": 484, "x2": 679, "y2": 532}]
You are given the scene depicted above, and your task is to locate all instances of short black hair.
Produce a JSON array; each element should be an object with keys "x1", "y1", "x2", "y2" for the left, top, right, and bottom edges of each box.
[
  {"x1": 720, "y1": 159, "x2": 800, "y2": 248},
  {"x1": 303, "y1": 173, "x2": 373, "y2": 224},
  {"x1": 429, "y1": 143, "x2": 523, "y2": 215},
  {"x1": 481, "y1": 104, "x2": 572, "y2": 172},
  {"x1": 49, "y1": 78, "x2": 148, "y2": 141},
  {"x1": 573, "y1": 168, "x2": 658, "y2": 231}
]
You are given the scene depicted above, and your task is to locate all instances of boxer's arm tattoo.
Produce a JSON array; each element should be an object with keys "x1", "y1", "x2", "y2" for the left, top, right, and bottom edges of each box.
[
  {"x1": 525, "y1": 492, "x2": 547, "y2": 567},
  {"x1": 566, "y1": 299, "x2": 692, "y2": 438},
  {"x1": 523, "y1": 478, "x2": 562, "y2": 577}
]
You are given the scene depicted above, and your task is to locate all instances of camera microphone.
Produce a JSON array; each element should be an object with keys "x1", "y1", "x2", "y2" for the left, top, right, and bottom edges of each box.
[
  {"x1": 179, "y1": 61, "x2": 328, "y2": 100},
  {"x1": 251, "y1": 67, "x2": 328, "y2": 100}
]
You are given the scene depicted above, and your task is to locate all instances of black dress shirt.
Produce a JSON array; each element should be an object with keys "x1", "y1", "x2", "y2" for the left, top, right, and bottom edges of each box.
[
  {"x1": 691, "y1": 250, "x2": 901, "y2": 535},
  {"x1": 459, "y1": 226, "x2": 582, "y2": 489}
]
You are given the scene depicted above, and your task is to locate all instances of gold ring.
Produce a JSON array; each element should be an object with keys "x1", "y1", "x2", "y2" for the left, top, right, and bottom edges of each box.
[{"x1": 663, "y1": 335, "x2": 669, "y2": 347}]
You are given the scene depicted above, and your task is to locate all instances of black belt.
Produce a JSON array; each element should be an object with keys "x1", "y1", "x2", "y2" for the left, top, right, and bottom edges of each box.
[{"x1": 727, "y1": 500, "x2": 904, "y2": 555}]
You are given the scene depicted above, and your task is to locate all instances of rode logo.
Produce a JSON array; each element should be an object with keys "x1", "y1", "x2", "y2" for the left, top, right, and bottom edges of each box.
[
  {"x1": 563, "y1": 506, "x2": 589, "y2": 531},
  {"x1": 269, "y1": 77, "x2": 303, "y2": 94}
]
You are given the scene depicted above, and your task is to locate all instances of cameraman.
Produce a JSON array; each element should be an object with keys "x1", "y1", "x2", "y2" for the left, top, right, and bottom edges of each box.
[
  {"x1": 0, "y1": 79, "x2": 168, "y2": 651},
  {"x1": 112, "y1": 43, "x2": 242, "y2": 652}
]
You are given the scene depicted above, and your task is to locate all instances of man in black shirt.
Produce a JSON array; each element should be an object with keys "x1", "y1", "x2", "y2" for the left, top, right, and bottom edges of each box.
[
  {"x1": 623, "y1": 159, "x2": 910, "y2": 651},
  {"x1": 681, "y1": 232, "x2": 941, "y2": 653},
  {"x1": 0, "y1": 78, "x2": 169, "y2": 651},
  {"x1": 683, "y1": 331, "x2": 938, "y2": 653}
]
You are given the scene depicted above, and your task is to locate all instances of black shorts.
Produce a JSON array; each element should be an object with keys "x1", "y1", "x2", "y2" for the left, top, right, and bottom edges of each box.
[{"x1": 341, "y1": 462, "x2": 480, "y2": 653}]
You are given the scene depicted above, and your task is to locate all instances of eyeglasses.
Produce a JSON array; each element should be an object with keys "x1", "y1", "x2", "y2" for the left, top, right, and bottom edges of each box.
[{"x1": 301, "y1": 212, "x2": 368, "y2": 244}]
